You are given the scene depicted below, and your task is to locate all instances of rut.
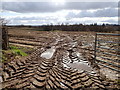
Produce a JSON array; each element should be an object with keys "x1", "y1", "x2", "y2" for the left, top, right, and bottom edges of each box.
[
  {"x1": 1, "y1": 32, "x2": 117, "y2": 89},
  {"x1": 2, "y1": 48, "x2": 107, "y2": 89}
]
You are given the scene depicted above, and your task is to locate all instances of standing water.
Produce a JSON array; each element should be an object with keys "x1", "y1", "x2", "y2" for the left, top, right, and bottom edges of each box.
[
  {"x1": 41, "y1": 46, "x2": 56, "y2": 59},
  {"x1": 67, "y1": 52, "x2": 93, "y2": 72}
]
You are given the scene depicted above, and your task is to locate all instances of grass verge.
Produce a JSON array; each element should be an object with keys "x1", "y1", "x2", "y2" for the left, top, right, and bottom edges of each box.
[{"x1": 1, "y1": 45, "x2": 29, "y2": 63}]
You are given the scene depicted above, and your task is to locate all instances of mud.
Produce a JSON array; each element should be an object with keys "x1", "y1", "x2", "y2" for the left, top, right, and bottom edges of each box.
[{"x1": 1, "y1": 30, "x2": 119, "y2": 89}]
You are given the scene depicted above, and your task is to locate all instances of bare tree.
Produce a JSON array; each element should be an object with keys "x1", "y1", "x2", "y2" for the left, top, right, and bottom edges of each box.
[{"x1": 0, "y1": 17, "x2": 9, "y2": 50}]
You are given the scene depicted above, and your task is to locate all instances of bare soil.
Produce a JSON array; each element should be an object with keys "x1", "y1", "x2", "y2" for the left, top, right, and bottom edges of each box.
[{"x1": 1, "y1": 28, "x2": 119, "y2": 89}]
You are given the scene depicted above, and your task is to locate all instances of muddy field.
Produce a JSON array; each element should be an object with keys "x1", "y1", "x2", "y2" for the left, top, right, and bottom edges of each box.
[{"x1": 1, "y1": 28, "x2": 120, "y2": 89}]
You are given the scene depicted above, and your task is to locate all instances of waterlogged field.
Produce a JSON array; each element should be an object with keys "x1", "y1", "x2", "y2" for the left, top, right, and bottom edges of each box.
[{"x1": 1, "y1": 28, "x2": 119, "y2": 89}]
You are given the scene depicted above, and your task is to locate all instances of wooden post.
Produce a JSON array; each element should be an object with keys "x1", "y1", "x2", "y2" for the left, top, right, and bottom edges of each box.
[
  {"x1": 94, "y1": 33, "x2": 97, "y2": 63},
  {"x1": 2, "y1": 26, "x2": 8, "y2": 50}
]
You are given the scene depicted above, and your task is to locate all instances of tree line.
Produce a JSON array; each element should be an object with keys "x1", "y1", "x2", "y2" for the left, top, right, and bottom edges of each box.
[{"x1": 8, "y1": 23, "x2": 120, "y2": 32}]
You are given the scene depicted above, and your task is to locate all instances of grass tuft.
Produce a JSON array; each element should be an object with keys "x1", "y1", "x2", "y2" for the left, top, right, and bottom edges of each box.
[{"x1": 10, "y1": 46, "x2": 28, "y2": 56}]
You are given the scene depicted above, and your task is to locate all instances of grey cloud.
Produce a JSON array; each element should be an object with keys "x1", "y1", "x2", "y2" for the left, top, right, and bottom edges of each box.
[
  {"x1": 66, "y1": 8, "x2": 118, "y2": 18},
  {"x1": 2, "y1": 2, "x2": 118, "y2": 25},
  {"x1": 2, "y1": 2, "x2": 118, "y2": 13},
  {"x1": 2, "y1": 2, "x2": 64, "y2": 13},
  {"x1": 95, "y1": 8, "x2": 118, "y2": 17}
]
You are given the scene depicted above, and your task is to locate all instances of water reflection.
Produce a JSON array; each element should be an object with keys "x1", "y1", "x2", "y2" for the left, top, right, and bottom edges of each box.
[{"x1": 41, "y1": 46, "x2": 56, "y2": 59}]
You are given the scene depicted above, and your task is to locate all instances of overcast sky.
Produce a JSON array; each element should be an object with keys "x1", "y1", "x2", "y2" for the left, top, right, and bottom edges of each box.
[{"x1": 0, "y1": 0, "x2": 119, "y2": 25}]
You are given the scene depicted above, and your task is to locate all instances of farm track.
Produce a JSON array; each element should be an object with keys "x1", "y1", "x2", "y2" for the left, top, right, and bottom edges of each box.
[
  {"x1": 1, "y1": 49, "x2": 109, "y2": 89},
  {"x1": 1, "y1": 31, "x2": 119, "y2": 89}
]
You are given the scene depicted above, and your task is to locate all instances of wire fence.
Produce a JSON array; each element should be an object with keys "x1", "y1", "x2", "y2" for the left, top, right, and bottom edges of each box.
[{"x1": 94, "y1": 33, "x2": 120, "y2": 72}]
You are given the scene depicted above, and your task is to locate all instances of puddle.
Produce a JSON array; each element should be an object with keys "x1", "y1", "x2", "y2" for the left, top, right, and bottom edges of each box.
[
  {"x1": 67, "y1": 61, "x2": 93, "y2": 72},
  {"x1": 66, "y1": 52, "x2": 93, "y2": 72},
  {"x1": 41, "y1": 46, "x2": 56, "y2": 59}
]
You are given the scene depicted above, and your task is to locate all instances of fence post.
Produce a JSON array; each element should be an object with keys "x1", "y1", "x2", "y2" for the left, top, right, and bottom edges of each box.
[
  {"x1": 2, "y1": 26, "x2": 8, "y2": 50},
  {"x1": 94, "y1": 33, "x2": 97, "y2": 63}
]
